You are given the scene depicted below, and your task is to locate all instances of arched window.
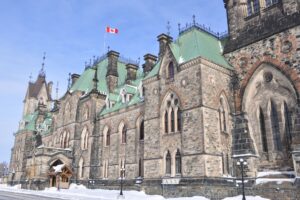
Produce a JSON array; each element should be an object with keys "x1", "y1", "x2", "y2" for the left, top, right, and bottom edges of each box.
[
  {"x1": 64, "y1": 103, "x2": 71, "y2": 121},
  {"x1": 162, "y1": 93, "x2": 181, "y2": 135},
  {"x1": 270, "y1": 101, "x2": 282, "y2": 151},
  {"x1": 247, "y1": 0, "x2": 260, "y2": 16},
  {"x1": 138, "y1": 158, "x2": 144, "y2": 177},
  {"x1": 219, "y1": 97, "x2": 228, "y2": 133},
  {"x1": 164, "y1": 111, "x2": 168, "y2": 133},
  {"x1": 106, "y1": 130, "x2": 110, "y2": 146},
  {"x1": 283, "y1": 102, "x2": 292, "y2": 151},
  {"x1": 171, "y1": 109, "x2": 175, "y2": 132},
  {"x1": 165, "y1": 151, "x2": 171, "y2": 175},
  {"x1": 78, "y1": 158, "x2": 84, "y2": 178},
  {"x1": 168, "y1": 62, "x2": 174, "y2": 79},
  {"x1": 175, "y1": 150, "x2": 181, "y2": 175},
  {"x1": 265, "y1": 0, "x2": 278, "y2": 7},
  {"x1": 81, "y1": 127, "x2": 89, "y2": 150},
  {"x1": 259, "y1": 108, "x2": 268, "y2": 152},
  {"x1": 177, "y1": 108, "x2": 181, "y2": 131},
  {"x1": 140, "y1": 120, "x2": 144, "y2": 140},
  {"x1": 83, "y1": 105, "x2": 89, "y2": 120},
  {"x1": 122, "y1": 125, "x2": 127, "y2": 144}
]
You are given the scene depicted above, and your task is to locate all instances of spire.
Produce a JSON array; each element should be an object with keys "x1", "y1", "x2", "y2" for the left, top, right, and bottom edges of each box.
[
  {"x1": 167, "y1": 21, "x2": 171, "y2": 36},
  {"x1": 67, "y1": 73, "x2": 71, "y2": 89},
  {"x1": 93, "y1": 66, "x2": 98, "y2": 90},
  {"x1": 56, "y1": 81, "x2": 59, "y2": 100},
  {"x1": 29, "y1": 73, "x2": 32, "y2": 83},
  {"x1": 39, "y1": 52, "x2": 46, "y2": 77}
]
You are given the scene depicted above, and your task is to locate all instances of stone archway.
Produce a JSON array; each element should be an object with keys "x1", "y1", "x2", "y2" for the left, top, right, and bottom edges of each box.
[{"x1": 48, "y1": 159, "x2": 72, "y2": 189}]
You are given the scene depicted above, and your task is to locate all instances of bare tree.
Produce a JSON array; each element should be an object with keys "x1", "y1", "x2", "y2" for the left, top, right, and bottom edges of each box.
[{"x1": 0, "y1": 161, "x2": 8, "y2": 177}]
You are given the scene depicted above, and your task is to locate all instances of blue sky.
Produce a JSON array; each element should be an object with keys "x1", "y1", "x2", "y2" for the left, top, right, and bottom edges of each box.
[{"x1": 0, "y1": 0, "x2": 227, "y2": 163}]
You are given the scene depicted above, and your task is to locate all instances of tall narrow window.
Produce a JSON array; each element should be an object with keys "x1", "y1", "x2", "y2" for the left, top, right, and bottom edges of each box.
[
  {"x1": 106, "y1": 130, "x2": 110, "y2": 146},
  {"x1": 220, "y1": 98, "x2": 227, "y2": 133},
  {"x1": 175, "y1": 150, "x2": 181, "y2": 174},
  {"x1": 247, "y1": 0, "x2": 260, "y2": 16},
  {"x1": 271, "y1": 102, "x2": 282, "y2": 151},
  {"x1": 164, "y1": 111, "x2": 168, "y2": 133},
  {"x1": 168, "y1": 62, "x2": 174, "y2": 79},
  {"x1": 265, "y1": 0, "x2": 278, "y2": 7},
  {"x1": 171, "y1": 109, "x2": 175, "y2": 132},
  {"x1": 122, "y1": 126, "x2": 127, "y2": 144},
  {"x1": 259, "y1": 108, "x2": 268, "y2": 152},
  {"x1": 166, "y1": 151, "x2": 171, "y2": 175},
  {"x1": 283, "y1": 102, "x2": 292, "y2": 151},
  {"x1": 177, "y1": 108, "x2": 181, "y2": 131},
  {"x1": 140, "y1": 120, "x2": 144, "y2": 140},
  {"x1": 138, "y1": 158, "x2": 144, "y2": 177},
  {"x1": 78, "y1": 158, "x2": 84, "y2": 178}
]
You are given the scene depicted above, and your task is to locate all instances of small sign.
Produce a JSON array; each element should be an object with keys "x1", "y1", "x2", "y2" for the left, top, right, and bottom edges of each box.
[{"x1": 162, "y1": 178, "x2": 180, "y2": 185}]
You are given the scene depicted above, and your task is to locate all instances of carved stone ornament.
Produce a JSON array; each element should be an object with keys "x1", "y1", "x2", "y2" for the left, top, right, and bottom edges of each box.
[
  {"x1": 281, "y1": 40, "x2": 292, "y2": 54},
  {"x1": 181, "y1": 78, "x2": 188, "y2": 87},
  {"x1": 263, "y1": 71, "x2": 273, "y2": 83}
]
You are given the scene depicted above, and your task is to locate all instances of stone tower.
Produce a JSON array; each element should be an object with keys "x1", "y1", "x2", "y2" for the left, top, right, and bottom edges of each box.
[
  {"x1": 22, "y1": 71, "x2": 52, "y2": 118},
  {"x1": 224, "y1": 0, "x2": 300, "y2": 53}
]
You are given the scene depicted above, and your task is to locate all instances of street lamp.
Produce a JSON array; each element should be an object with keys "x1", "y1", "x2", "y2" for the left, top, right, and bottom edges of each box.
[
  {"x1": 237, "y1": 158, "x2": 247, "y2": 200},
  {"x1": 119, "y1": 167, "x2": 125, "y2": 196},
  {"x1": 11, "y1": 169, "x2": 15, "y2": 186}
]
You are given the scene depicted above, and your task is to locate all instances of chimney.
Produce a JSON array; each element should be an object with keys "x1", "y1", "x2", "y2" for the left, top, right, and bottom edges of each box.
[
  {"x1": 157, "y1": 34, "x2": 173, "y2": 58},
  {"x1": 126, "y1": 63, "x2": 139, "y2": 82},
  {"x1": 106, "y1": 50, "x2": 120, "y2": 77},
  {"x1": 48, "y1": 81, "x2": 53, "y2": 96},
  {"x1": 106, "y1": 50, "x2": 120, "y2": 92},
  {"x1": 71, "y1": 74, "x2": 80, "y2": 86},
  {"x1": 143, "y1": 54, "x2": 157, "y2": 75}
]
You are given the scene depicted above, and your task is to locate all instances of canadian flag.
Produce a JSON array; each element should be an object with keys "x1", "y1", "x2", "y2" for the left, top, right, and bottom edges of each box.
[{"x1": 106, "y1": 26, "x2": 119, "y2": 34}]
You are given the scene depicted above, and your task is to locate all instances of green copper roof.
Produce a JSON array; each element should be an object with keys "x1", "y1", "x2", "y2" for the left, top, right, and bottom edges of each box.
[
  {"x1": 19, "y1": 111, "x2": 38, "y2": 132},
  {"x1": 70, "y1": 58, "x2": 128, "y2": 95},
  {"x1": 170, "y1": 27, "x2": 232, "y2": 69},
  {"x1": 70, "y1": 68, "x2": 95, "y2": 94},
  {"x1": 144, "y1": 60, "x2": 162, "y2": 79},
  {"x1": 145, "y1": 27, "x2": 232, "y2": 79}
]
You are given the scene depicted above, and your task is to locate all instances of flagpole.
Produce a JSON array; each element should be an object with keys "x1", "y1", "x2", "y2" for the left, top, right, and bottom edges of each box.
[{"x1": 103, "y1": 30, "x2": 107, "y2": 54}]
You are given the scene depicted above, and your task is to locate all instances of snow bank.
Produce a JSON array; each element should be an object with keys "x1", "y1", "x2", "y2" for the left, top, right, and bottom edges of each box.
[
  {"x1": 257, "y1": 171, "x2": 294, "y2": 178},
  {"x1": 69, "y1": 183, "x2": 87, "y2": 190},
  {"x1": 255, "y1": 178, "x2": 294, "y2": 185},
  {"x1": 223, "y1": 195, "x2": 269, "y2": 200},
  {"x1": 0, "y1": 184, "x2": 272, "y2": 200}
]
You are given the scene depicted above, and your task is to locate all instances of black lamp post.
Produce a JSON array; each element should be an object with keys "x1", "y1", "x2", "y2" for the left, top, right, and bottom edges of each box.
[
  {"x1": 11, "y1": 169, "x2": 15, "y2": 186},
  {"x1": 119, "y1": 167, "x2": 125, "y2": 196},
  {"x1": 237, "y1": 158, "x2": 247, "y2": 200}
]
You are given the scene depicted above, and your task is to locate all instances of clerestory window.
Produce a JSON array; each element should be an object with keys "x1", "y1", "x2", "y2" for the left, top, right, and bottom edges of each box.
[{"x1": 247, "y1": 0, "x2": 260, "y2": 16}]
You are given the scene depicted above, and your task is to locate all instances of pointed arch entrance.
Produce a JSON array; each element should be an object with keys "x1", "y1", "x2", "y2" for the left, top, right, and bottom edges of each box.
[{"x1": 48, "y1": 159, "x2": 72, "y2": 189}]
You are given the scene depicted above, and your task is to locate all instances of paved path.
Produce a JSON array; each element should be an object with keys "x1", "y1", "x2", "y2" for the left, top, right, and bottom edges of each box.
[{"x1": 0, "y1": 190, "x2": 65, "y2": 200}]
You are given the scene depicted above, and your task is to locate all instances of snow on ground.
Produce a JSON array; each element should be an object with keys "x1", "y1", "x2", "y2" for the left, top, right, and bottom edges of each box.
[{"x1": 0, "y1": 184, "x2": 269, "y2": 200}]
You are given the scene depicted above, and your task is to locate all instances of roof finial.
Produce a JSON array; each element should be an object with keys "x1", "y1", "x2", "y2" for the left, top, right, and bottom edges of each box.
[
  {"x1": 93, "y1": 66, "x2": 98, "y2": 91},
  {"x1": 178, "y1": 23, "x2": 181, "y2": 34},
  {"x1": 193, "y1": 15, "x2": 196, "y2": 26},
  {"x1": 167, "y1": 21, "x2": 171, "y2": 36},
  {"x1": 107, "y1": 46, "x2": 110, "y2": 52},
  {"x1": 68, "y1": 73, "x2": 71, "y2": 89},
  {"x1": 56, "y1": 81, "x2": 59, "y2": 100},
  {"x1": 39, "y1": 52, "x2": 46, "y2": 77},
  {"x1": 29, "y1": 73, "x2": 32, "y2": 82}
]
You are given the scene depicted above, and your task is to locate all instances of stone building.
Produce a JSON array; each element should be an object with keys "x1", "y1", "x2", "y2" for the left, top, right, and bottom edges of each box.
[{"x1": 9, "y1": 0, "x2": 300, "y2": 199}]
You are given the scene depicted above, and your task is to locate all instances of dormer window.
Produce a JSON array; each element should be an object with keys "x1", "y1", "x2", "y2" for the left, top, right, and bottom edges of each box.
[
  {"x1": 247, "y1": 0, "x2": 260, "y2": 16},
  {"x1": 126, "y1": 94, "x2": 132, "y2": 102}
]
